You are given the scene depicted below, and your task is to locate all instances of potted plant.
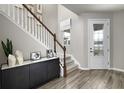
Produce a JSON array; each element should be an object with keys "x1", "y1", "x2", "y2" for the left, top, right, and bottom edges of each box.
[{"x1": 1, "y1": 39, "x2": 13, "y2": 65}]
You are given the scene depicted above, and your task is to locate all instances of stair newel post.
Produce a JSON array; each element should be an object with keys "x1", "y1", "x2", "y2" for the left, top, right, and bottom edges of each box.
[
  {"x1": 54, "y1": 33, "x2": 56, "y2": 53},
  {"x1": 63, "y1": 46, "x2": 67, "y2": 77}
]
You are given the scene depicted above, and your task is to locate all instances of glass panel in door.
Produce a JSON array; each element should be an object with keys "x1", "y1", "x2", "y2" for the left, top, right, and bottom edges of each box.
[{"x1": 93, "y1": 24, "x2": 104, "y2": 56}]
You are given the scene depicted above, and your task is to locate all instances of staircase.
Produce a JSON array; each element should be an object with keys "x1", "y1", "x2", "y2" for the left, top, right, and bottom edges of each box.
[
  {"x1": 59, "y1": 54, "x2": 78, "y2": 75},
  {"x1": 0, "y1": 4, "x2": 78, "y2": 77},
  {"x1": 66, "y1": 55, "x2": 78, "y2": 74}
]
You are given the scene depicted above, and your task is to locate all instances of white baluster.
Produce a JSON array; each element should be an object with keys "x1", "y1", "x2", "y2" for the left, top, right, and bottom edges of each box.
[
  {"x1": 25, "y1": 9, "x2": 28, "y2": 31},
  {"x1": 21, "y1": 8, "x2": 24, "y2": 27},
  {"x1": 46, "y1": 30, "x2": 48, "y2": 47},
  {"x1": 33, "y1": 18, "x2": 35, "y2": 36},
  {"x1": 15, "y1": 6, "x2": 18, "y2": 22},
  {"x1": 33, "y1": 18, "x2": 36, "y2": 36},
  {"x1": 30, "y1": 17, "x2": 32, "y2": 34},
  {"x1": 23, "y1": 8, "x2": 25, "y2": 29},
  {"x1": 35, "y1": 20, "x2": 38, "y2": 38},
  {"x1": 49, "y1": 35, "x2": 51, "y2": 49},
  {"x1": 37, "y1": 23, "x2": 39, "y2": 39},
  {"x1": 9, "y1": 5, "x2": 13, "y2": 17},
  {"x1": 40, "y1": 25, "x2": 42, "y2": 42},
  {"x1": 37, "y1": 24, "x2": 40, "y2": 40},
  {"x1": 28, "y1": 16, "x2": 31, "y2": 33},
  {"x1": 17, "y1": 7, "x2": 20, "y2": 25},
  {"x1": 7, "y1": 5, "x2": 10, "y2": 16},
  {"x1": 32, "y1": 17, "x2": 35, "y2": 36},
  {"x1": 38, "y1": 25, "x2": 40, "y2": 40},
  {"x1": 47, "y1": 33, "x2": 50, "y2": 48},
  {"x1": 27, "y1": 16, "x2": 29, "y2": 32},
  {"x1": 44, "y1": 29, "x2": 46, "y2": 46},
  {"x1": 19, "y1": 7, "x2": 21, "y2": 26},
  {"x1": 37, "y1": 24, "x2": 39, "y2": 39},
  {"x1": 12, "y1": 5, "x2": 15, "y2": 20},
  {"x1": 42, "y1": 27, "x2": 45, "y2": 43}
]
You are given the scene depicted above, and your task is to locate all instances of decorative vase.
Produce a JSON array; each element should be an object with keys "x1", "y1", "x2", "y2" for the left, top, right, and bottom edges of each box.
[
  {"x1": 8, "y1": 54, "x2": 16, "y2": 67},
  {"x1": 17, "y1": 56, "x2": 23, "y2": 65},
  {"x1": 15, "y1": 50, "x2": 23, "y2": 58},
  {"x1": 15, "y1": 50, "x2": 24, "y2": 64}
]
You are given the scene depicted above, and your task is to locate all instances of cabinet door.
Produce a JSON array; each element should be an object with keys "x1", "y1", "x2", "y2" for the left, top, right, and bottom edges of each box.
[
  {"x1": 29, "y1": 62, "x2": 47, "y2": 88},
  {"x1": 47, "y1": 58, "x2": 60, "y2": 81},
  {"x1": 2, "y1": 65, "x2": 29, "y2": 89},
  {"x1": 0, "y1": 70, "x2": 1, "y2": 89}
]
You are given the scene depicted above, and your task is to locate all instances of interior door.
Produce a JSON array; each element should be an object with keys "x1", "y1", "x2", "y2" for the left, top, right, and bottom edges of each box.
[{"x1": 88, "y1": 19, "x2": 110, "y2": 69}]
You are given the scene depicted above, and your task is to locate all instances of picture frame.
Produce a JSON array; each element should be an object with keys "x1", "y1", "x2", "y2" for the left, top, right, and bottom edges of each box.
[
  {"x1": 36, "y1": 4, "x2": 42, "y2": 14},
  {"x1": 46, "y1": 49, "x2": 54, "y2": 58},
  {"x1": 30, "y1": 51, "x2": 41, "y2": 60}
]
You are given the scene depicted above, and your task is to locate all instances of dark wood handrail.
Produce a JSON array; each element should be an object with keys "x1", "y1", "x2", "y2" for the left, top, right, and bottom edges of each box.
[
  {"x1": 22, "y1": 4, "x2": 67, "y2": 77},
  {"x1": 22, "y1": 4, "x2": 54, "y2": 36}
]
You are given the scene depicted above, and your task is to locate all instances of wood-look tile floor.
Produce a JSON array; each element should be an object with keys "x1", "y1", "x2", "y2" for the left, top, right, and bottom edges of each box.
[{"x1": 38, "y1": 69, "x2": 124, "y2": 89}]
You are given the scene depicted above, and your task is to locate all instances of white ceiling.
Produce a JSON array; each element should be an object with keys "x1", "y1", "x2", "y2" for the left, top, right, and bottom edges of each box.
[{"x1": 63, "y1": 4, "x2": 124, "y2": 14}]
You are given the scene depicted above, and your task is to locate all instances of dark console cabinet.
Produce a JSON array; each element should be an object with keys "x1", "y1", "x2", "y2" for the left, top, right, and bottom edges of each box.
[
  {"x1": 29, "y1": 62, "x2": 47, "y2": 88},
  {"x1": 0, "y1": 58, "x2": 60, "y2": 89},
  {"x1": 2, "y1": 65, "x2": 30, "y2": 89},
  {"x1": 47, "y1": 59, "x2": 60, "y2": 81},
  {"x1": 0, "y1": 69, "x2": 1, "y2": 88}
]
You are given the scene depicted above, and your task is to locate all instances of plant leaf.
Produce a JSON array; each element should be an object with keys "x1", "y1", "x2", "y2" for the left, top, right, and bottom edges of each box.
[
  {"x1": 9, "y1": 40, "x2": 13, "y2": 54},
  {"x1": 1, "y1": 41, "x2": 9, "y2": 57}
]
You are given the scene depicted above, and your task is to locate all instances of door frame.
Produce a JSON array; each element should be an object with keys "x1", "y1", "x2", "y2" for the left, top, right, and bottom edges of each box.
[{"x1": 88, "y1": 19, "x2": 110, "y2": 69}]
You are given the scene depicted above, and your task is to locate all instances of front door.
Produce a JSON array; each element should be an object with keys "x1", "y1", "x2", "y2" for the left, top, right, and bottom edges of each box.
[{"x1": 88, "y1": 19, "x2": 110, "y2": 69}]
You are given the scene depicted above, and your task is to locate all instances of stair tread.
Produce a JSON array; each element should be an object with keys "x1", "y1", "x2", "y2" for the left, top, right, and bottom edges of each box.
[{"x1": 67, "y1": 63, "x2": 78, "y2": 70}]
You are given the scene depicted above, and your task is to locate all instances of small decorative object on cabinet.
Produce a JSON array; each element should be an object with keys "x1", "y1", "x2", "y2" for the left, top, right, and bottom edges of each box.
[
  {"x1": 46, "y1": 49, "x2": 54, "y2": 58},
  {"x1": 8, "y1": 54, "x2": 16, "y2": 67},
  {"x1": 36, "y1": 4, "x2": 42, "y2": 14},
  {"x1": 30, "y1": 51, "x2": 41, "y2": 61},
  {"x1": 15, "y1": 50, "x2": 24, "y2": 64}
]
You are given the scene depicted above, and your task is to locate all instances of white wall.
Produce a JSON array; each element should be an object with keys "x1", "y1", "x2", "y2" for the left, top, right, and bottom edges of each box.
[
  {"x1": 58, "y1": 5, "x2": 113, "y2": 68},
  {"x1": 58, "y1": 5, "x2": 83, "y2": 67},
  {"x1": 113, "y1": 11, "x2": 124, "y2": 69},
  {"x1": 42, "y1": 4, "x2": 58, "y2": 34},
  {"x1": 0, "y1": 14, "x2": 47, "y2": 64},
  {"x1": 79, "y1": 13, "x2": 113, "y2": 68}
]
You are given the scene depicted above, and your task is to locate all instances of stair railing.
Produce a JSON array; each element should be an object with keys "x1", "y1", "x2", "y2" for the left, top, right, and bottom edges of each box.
[{"x1": 22, "y1": 4, "x2": 67, "y2": 77}]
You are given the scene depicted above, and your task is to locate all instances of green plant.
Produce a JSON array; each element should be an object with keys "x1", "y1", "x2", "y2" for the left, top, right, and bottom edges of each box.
[{"x1": 1, "y1": 38, "x2": 13, "y2": 57}]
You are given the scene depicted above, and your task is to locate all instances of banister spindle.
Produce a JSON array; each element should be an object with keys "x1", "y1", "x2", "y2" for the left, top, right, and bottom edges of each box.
[
  {"x1": 63, "y1": 46, "x2": 67, "y2": 77},
  {"x1": 54, "y1": 34, "x2": 56, "y2": 53}
]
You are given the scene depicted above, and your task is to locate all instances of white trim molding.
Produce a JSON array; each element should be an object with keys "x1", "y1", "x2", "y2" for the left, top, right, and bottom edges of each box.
[
  {"x1": 78, "y1": 67, "x2": 124, "y2": 73},
  {"x1": 78, "y1": 67, "x2": 90, "y2": 70},
  {"x1": 110, "y1": 68, "x2": 124, "y2": 73}
]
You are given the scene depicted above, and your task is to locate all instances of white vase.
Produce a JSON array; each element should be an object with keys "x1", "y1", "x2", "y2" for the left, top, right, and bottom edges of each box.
[
  {"x1": 17, "y1": 56, "x2": 23, "y2": 65},
  {"x1": 15, "y1": 50, "x2": 24, "y2": 64},
  {"x1": 15, "y1": 50, "x2": 23, "y2": 58},
  {"x1": 8, "y1": 54, "x2": 16, "y2": 67}
]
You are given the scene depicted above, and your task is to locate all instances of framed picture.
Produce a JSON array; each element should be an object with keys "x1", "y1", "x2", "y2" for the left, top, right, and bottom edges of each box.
[
  {"x1": 46, "y1": 49, "x2": 54, "y2": 58},
  {"x1": 30, "y1": 51, "x2": 41, "y2": 60},
  {"x1": 36, "y1": 4, "x2": 42, "y2": 14}
]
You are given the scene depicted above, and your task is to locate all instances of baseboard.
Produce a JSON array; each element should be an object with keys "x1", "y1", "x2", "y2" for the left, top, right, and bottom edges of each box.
[
  {"x1": 110, "y1": 68, "x2": 124, "y2": 73},
  {"x1": 78, "y1": 67, "x2": 124, "y2": 73},
  {"x1": 78, "y1": 67, "x2": 90, "y2": 70}
]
